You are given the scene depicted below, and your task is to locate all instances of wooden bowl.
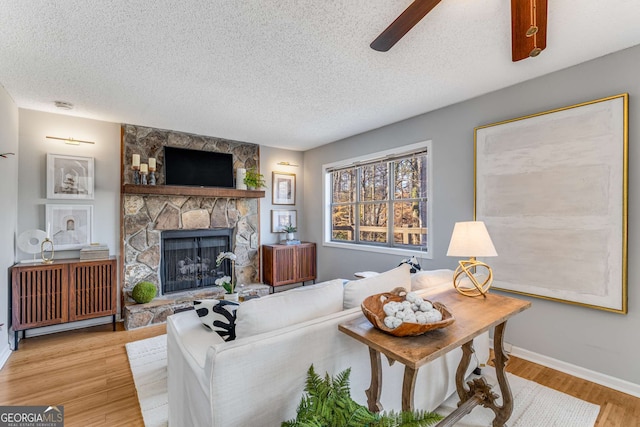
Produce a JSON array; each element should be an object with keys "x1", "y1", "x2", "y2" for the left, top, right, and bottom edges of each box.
[{"x1": 361, "y1": 287, "x2": 455, "y2": 337}]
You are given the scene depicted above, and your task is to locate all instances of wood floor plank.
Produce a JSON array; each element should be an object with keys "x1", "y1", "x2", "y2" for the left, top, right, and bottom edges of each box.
[{"x1": 0, "y1": 322, "x2": 638, "y2": 426}]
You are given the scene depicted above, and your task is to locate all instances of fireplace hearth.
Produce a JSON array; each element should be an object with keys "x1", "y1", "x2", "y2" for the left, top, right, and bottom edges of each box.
[{"x1": 161, "y1": 228, "x2": 233, "y2": 294}]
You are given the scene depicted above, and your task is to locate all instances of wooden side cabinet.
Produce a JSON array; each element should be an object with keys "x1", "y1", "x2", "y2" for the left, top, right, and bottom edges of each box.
[
  {"x1": 262, "y1": 242, "x2": 317, "y2": 288},
  {"x1": 10, "y1": 257, "x2": 117, "y2": 349}
]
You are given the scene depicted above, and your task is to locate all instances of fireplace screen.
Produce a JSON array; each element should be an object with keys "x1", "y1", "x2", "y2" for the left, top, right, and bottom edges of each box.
[{"x1": 161, "y1": 229, "x2": 232, "y2": 294}]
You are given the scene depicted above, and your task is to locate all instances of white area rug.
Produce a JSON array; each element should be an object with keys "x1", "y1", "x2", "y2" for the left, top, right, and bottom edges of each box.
[
  {"x1": 125, "y1": 334, "x2": 168, "y2": 427},
  {"x1": 436, "y1": 367, "x2": 600, "y2": 426},
  {"x1": 126, "y1": 334, "x2": 599, "y2": 427}
]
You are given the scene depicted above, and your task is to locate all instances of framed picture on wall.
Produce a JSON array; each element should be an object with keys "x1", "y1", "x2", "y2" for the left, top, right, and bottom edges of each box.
[
  {"x1": 46, "y1": 204, "x2": 93, "y2": 250},
  {"x1": 271, "y1": 209, "x2": 297, "y2": 233},
  {"x1": 272, "y1": 172, "x2": 295, "y2": 205},
  {"x1": 475, "y1": 94, "x2": 628, "y2": 313},
  {"x1": 46, "y1": 153, "x2": 95, "y2": 199}
]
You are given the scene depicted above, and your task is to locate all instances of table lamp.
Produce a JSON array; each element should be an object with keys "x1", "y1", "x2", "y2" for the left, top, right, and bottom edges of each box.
[{"x1": 446, "y1": 221, "x2": 497, "y2": 298}]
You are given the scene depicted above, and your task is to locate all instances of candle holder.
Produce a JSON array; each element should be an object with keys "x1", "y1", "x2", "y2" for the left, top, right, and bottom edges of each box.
[
  {"x1": 149, "y1": 167, "x2": 156, "y2": 185},
  {"x1": 132, "y1": 166, "x2": 140, "y2": 185},
  {"x1": 140, "y1": 171, "x2": 148, "y2": 185},
  {"x1": 41, "y1": 238, "x2": 54, "y2": 264}
]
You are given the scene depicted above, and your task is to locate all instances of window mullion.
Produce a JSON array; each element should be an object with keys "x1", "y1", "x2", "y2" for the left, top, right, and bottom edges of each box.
[
  {"x1": 355, "y1": 166, "x2": 361, "y2": 244},
  {"x1": 387, "y1": 161, "x2": 394, "y2": 247}
]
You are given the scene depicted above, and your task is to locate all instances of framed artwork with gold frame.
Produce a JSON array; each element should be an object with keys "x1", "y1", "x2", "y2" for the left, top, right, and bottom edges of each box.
[{"x1": 474, "y1": 94, "x2": 628, "y2": 313}]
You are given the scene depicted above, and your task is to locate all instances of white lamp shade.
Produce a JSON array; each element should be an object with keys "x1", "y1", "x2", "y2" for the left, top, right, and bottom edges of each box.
[{"x1": 447, "y1": 221, "x2": 497, "y2": 257}]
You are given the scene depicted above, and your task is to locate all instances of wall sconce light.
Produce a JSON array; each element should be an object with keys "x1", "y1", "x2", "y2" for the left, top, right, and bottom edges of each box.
[
  {"x1": 277, "y1": 161, "x2": 299, "y2": 167},
  {"x1": 46, "y1": 136, "x2": 95, "y2": 145}
]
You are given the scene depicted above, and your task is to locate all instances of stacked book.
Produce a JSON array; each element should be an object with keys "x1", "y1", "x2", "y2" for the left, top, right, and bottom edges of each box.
[
  {"x1": 80, "y1": 244, "x2": 110, "y2": 260},
  {"x1": 281, "y1": 239, "x2": 301, "y2": 245}
]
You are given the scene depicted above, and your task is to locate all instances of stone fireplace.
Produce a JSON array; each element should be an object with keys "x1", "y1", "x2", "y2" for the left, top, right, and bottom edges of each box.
[{"x1": 121, "y1": 124, "x2": 262, "y2": 329}]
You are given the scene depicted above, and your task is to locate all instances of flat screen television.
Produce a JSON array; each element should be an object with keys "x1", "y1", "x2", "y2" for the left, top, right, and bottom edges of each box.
[{"x1": 164, "y1": 146, "x2": 234, "y2": 188}]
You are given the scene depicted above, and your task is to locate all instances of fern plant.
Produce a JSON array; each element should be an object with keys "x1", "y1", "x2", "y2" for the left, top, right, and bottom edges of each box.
[{"x1": 282, "y1": 365, "x2": 443, "y2": 427}]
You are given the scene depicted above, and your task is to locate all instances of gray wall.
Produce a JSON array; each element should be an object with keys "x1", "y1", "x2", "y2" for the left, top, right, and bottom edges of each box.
[
  {"x1": 303, "y1": 45, "x2": 640, "y2": 385},
  {"x1": 259, "y1": 146, "x2": 304, "y2": 246},
  {"x1": 17, "y1": 110, "x2": 122, "y2": 261},
  {"x1": 0, "y1": 85, "x2": 18, "y2": 361}
]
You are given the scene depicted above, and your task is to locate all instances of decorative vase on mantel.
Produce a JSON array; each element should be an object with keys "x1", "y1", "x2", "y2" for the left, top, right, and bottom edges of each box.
[{"x1": 287, "y1": 232, "x2": 295, "y2": 241}]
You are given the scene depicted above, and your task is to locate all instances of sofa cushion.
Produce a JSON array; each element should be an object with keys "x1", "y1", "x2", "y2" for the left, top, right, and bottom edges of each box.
[
  {"x1": 235, "y1": 278, "x2": 344, "y2": 338},
  {"x1": 343, "y1": 263, "x2": 411, "y2": 309},
  {"x1": 193, "y1": 299, "x2": 239, "y2": 341},
  {"x1": 411, "y1": 269, "x2": 453, "y2": 291}
]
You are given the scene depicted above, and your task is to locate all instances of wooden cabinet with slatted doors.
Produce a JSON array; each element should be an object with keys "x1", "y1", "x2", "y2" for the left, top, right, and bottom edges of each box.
[
  {"x1": 262, "y1": 242, "x2": 316, "y2": 288},
  {"x1": 11, "y1": 257, "x2": 117, "y2": 349}
]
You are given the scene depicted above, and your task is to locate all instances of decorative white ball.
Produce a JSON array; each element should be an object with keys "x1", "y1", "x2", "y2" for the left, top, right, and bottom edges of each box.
[
  {"x1": 404, "y1": 312, "x2": 417, "y2": 323},
  {"x1": 419, "y1": 301, "x2": 433, "y2": 312},
  {"x1": 415, "y1": 313, "x2": 428, "y2": 324},
  {"x1": 411, "y1": 303, "x2": 421, "y2": 312},
  {"x1": 405, "y1": 292, "x2": 419, "y2": 303},
  {"x1": 383, "y1": 303, "x2": 399, "y2": 316},
  {"x1": 384, "y1": 316, "x2": 403, "y2": 329},
  {"x1": 423, "y1": 309, "x2": 443, "y2": 323},
  {"x1": 395, "y1": 310, "x2": 407, "y2": 320},
  {"x1": 413, "y1": 296, "x2": 424, "y2": 306},
  {"x1": 401, "y1": 301, "x2": 412, "y2": 310}
]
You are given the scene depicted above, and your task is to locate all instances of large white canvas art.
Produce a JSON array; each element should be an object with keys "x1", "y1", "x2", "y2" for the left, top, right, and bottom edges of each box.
[{"x1": 474, "y1": 94, "x2": 627, "y2": 313}]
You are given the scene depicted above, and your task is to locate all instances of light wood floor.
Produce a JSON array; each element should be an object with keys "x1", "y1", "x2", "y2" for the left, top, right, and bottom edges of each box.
[{"x1": 0, "y1": 323, "x2": 638, "y2": 426}]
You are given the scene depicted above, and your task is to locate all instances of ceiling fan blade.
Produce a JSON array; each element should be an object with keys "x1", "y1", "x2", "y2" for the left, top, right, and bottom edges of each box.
[
  {"x1": 511, "y1": 0, "x2": 548, "y2": 61},
  {"x1": 370, "y1": 0, "x2": 443, "y2": 52}
]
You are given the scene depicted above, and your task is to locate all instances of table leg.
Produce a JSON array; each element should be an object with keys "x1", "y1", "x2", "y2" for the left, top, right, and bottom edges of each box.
[
  {"x1": 402, "y1": 366, "x2": 418, "y2": 412},
  {"x1": 455, "y1": 340, "x2": 475, "y2": 401},
  {"x1": 489, "y1": 321, "x2": 513, "y2": 426},
  {"x1": 439, "y1": 324, "x2": 513, "y2": 427},
  {"x1": 365, "y1": 348, "x2": 383, "y2": 413}
]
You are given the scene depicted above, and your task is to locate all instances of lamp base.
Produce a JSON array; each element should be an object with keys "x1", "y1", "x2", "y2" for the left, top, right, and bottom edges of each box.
[{"x1": 453, "y1": 259, "x2": 493, "y2": 298}]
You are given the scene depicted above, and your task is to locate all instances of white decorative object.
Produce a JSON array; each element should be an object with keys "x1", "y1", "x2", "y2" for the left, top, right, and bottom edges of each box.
[
  {"x1": 17, "y1": 229, "x2": 47, "y2": 262},
  {"x1": 236, "y1": 168, "x2": 247, "y2": 190}
]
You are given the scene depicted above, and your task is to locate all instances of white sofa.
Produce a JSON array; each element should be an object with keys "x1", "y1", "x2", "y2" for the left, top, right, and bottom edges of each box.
[{"x1": 167, "y1": 265, "x2": 490, "y2": 426}]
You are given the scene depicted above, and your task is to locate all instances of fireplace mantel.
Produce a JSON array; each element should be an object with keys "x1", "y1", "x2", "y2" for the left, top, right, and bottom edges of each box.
[{"x1": 122, "y1": 184, "x2": 265, "y2": 198}]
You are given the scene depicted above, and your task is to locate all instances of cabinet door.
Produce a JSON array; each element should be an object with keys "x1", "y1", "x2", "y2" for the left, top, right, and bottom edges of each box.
[
  {"x1": 296, "y1": 244, "x2": 316, "y2": 282},
  {"x1": 11, "y1": 264, "x2": 68, "y2": 330},
  {"x1": 69, "y1": 259, "x2": 117, "y2": 321}
]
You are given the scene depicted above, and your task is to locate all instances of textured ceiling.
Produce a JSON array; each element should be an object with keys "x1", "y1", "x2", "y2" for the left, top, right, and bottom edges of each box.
[{"x1": 1, "y1": 1, "x2": 640, "y2": 151}]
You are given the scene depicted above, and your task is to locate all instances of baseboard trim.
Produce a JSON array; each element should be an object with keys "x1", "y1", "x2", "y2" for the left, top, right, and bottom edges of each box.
[
  {"x1": 0, "y1": 344, "x2": 11, "y2": 370},
  {"x1": 504, "y1": 344, "x2": 640, "y2": 398}
]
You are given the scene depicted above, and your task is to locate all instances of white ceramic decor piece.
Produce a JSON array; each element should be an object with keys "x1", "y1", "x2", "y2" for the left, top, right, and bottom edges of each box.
[{"x1": 236, "y1": 168, "x2": 247, "y2": 190}]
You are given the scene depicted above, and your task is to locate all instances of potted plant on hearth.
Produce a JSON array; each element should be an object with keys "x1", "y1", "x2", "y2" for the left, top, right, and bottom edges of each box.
[
  {"x1": 243, "y1": 167, "x2": 266, "y2": 190},
  {"x1": 216, "y1": 251, "x2": 238, "y2": 300}
]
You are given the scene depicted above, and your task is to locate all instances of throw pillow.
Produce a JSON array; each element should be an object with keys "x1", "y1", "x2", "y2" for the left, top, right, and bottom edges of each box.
[
  {"x1": 193, "y1": 299, "x2": 239, "y2": 341},
  {"x1": 411, "y1": 269, "x2": 454, "y2": 291},
  {"x1": 343, "y1": 263, "x2": 411, "y2": 309},
  {"x1": 235, "y1": 278, "x2": 344, "y2": 338},
  {"x1": 398, "y1": 256, "x2": 422, "y2": 274}
]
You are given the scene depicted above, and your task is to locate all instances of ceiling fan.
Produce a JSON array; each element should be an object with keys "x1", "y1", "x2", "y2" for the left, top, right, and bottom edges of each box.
[{"x1": 370, "y1": 0, "x2": 548, "y2": 62}]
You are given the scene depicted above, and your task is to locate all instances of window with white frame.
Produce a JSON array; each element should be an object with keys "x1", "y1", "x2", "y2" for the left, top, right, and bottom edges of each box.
[{"x1": 324, "y1": 142, "x2": 431, "y2": 256}]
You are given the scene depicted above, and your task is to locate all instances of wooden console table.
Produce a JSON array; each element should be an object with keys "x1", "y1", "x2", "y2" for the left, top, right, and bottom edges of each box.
[
  {"x1": 11, "y1": 257, "x2": 118, "y2": 349},
  {"x1": 338, "y1": 287, "x2": 531, "y2": 426},
  {"x1": 262, "y1": 242, "x2": 316, "y2": 288}
]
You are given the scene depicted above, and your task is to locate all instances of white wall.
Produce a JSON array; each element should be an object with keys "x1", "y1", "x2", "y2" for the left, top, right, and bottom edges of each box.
[
  {"x1": 17, "y1": 110, "x2": 121, "y2": 260},
  {"x1": 0, "y1": 85, "x2": 18, "y2": 365},
  {"x1": 303, "y1": 44, "x2": 640, "y2": 386}
]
